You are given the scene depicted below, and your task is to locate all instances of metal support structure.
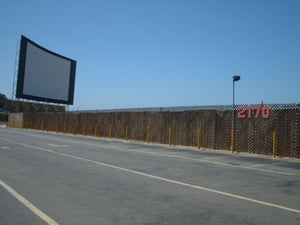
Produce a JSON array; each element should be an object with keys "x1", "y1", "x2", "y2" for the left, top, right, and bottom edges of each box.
[
  {"x1": 11, "y1": 41, "x2": 20, "y2": 100},
  {"x1": 232, "y1": 75, "x2": 240, "y2": 153},
  {"x1": 232, "y1": 80, "x2": 235, "y2": 131}
]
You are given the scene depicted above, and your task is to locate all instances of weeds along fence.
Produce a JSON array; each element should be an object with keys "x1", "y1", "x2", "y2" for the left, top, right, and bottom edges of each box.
[{"x1": 8, "y1": 104, "x2": 300, "y2": 158}]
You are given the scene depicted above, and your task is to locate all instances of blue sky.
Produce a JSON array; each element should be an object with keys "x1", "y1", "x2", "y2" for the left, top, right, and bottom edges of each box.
[{"x1": 1, "y1": 0, "x2": 299, "y2": 110}]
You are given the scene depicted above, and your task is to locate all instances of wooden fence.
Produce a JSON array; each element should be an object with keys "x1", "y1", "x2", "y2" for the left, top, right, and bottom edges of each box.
[{"x1": 8, "y1": 104, "x2": 300, "y2": 158}]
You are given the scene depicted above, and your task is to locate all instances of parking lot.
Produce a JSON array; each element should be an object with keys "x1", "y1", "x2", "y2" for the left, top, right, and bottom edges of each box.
[{"x1": 0, "y1": 127, "x2": 299, "y2": 225}]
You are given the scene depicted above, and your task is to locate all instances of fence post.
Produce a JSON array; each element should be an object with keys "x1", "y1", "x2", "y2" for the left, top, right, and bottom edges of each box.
[
  {"x1": 169, "y1": 128, "x2": 172, "y2": 146},
  {"x1": 94, "y1": 124, "x2": 98, "y2": 137},
  {"x1": 125, "y1": 126, "x2": 129, "y2": 141},
  {"x1": 147, "y1": 127, "x2": 150, "y2": 144},
  {"x1": 83, "y1": 124, "x2": 86, "y2": 135},
  {"x1": 74, "y1": 125, "x2": 78, "y2": 135},
  {"x1": 109, "y1": 125, "x2": 112, "y2": 139},
  {"x1": 197, "y1": 128, "x2": 202, "y2": 149},
  {"x1": 231, "y1": 129, "x2": 235, "y2": 153},
  {"x1": 273, "y1": 131, "x2": 277, "y2": 158}
]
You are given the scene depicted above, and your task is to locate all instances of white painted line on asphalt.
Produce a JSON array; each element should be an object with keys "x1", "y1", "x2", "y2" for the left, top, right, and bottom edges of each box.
[
  {"x1": 15, "y1": 141, "x2": 300, "y2": 214},
  {"x1": 247, "y1": 162, "x2": 287, "y2": 168},
  {"x1": 47, "y1": 143, "x2": 69, "y2": 148},
  {"x1": 47, "y1": 138, "x2": 298, "y2": 176},
  {"x1": 0, "y1": 135, "x2": 297, "y2": 176},
  {"x1": 200, "y1": 156, "x2": 229, "y2": 160},
  {"x1": 0, "y1": 179, "x2": 60, "y2": 225}
]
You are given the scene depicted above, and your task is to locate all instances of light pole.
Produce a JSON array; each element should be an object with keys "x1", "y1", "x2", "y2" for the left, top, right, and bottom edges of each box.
[{"x1": 232, "y1": 75, "x2": 240, "y2": 153}]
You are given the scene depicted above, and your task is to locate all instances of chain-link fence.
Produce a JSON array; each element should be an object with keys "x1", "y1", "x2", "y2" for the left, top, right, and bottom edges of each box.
[{"x1": 9, "y1": 104, "x2": 300, "y2": 158}]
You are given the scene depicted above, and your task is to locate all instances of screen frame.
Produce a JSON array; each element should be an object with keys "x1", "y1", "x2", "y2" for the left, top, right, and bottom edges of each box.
[{"x1": 16, "y1": 35, "x2": 76, "y2": 105}]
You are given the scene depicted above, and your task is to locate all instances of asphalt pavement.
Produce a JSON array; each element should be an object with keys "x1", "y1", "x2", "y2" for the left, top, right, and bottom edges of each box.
[{"x1": 0, "y1": 127, "x2": 299, "y2": 225}]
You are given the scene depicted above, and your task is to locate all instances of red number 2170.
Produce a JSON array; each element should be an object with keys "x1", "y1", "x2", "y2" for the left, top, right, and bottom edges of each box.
[{"x1": 237, "y1": 105, "x2": 270, "y2": 119}]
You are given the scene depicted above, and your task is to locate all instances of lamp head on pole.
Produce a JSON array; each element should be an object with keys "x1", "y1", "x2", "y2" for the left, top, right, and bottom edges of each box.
[{"x1": 233, "y1": 75, "x2": 241, "y2": 82}]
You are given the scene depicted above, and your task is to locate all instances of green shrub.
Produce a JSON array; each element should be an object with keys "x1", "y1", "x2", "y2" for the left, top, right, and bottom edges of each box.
[{"x1": 0, "y1": 112, "x2": 8, "y2": 122}]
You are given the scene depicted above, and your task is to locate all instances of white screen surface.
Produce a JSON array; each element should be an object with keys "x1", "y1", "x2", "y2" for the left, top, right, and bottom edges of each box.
[{"x1": 23, "y1": 42, "x2": 71, "y2": 101}]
